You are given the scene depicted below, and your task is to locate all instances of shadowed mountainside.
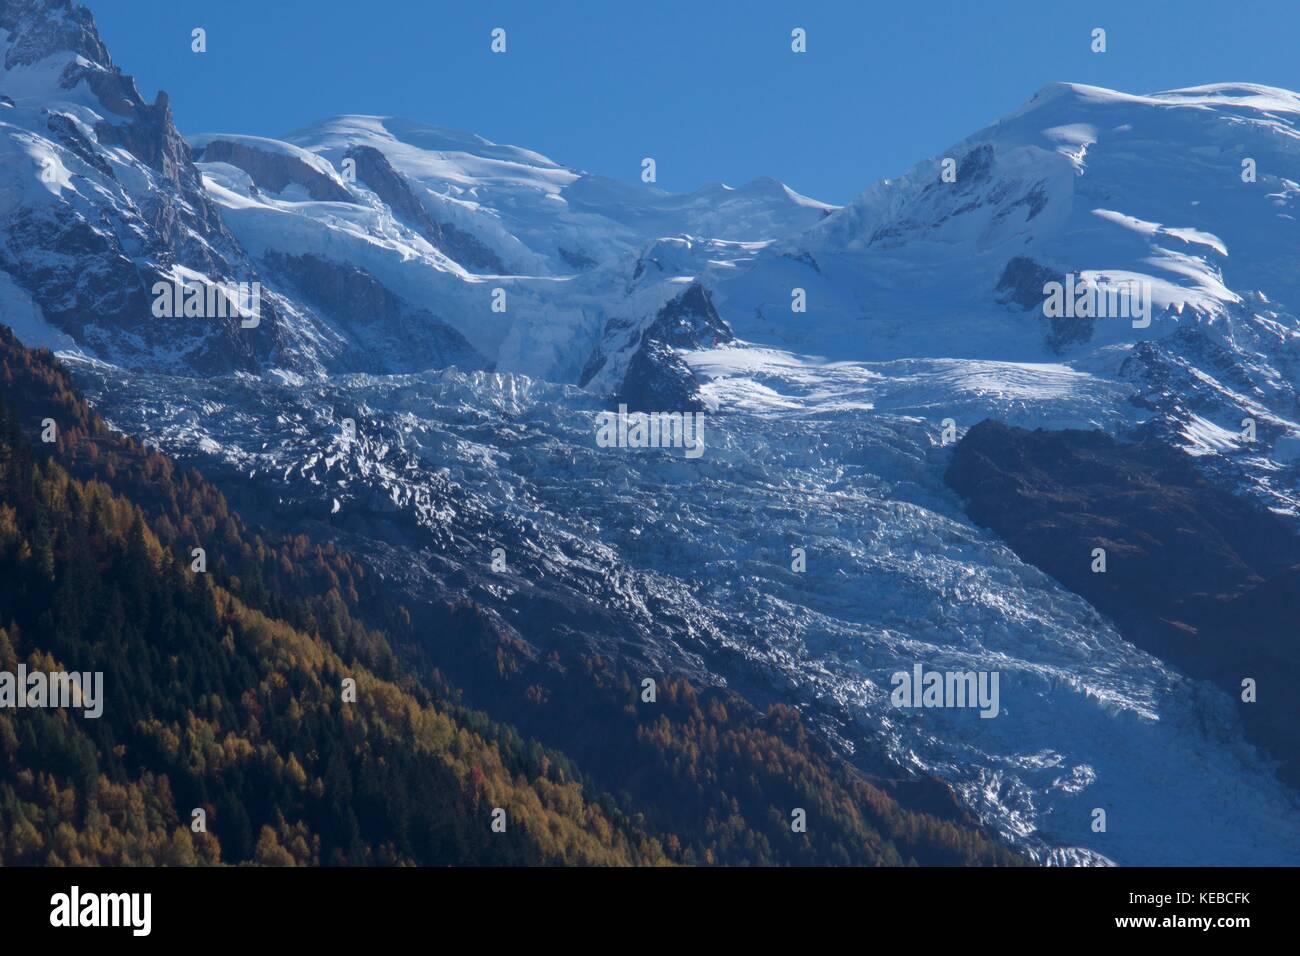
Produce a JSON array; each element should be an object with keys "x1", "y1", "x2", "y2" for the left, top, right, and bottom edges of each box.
[{"x1": 946, "y1": 420, "x2": 1300, "y2": 787}]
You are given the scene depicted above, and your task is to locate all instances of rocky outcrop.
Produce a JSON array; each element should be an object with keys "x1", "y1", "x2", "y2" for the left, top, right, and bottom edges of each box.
[
  {"x1": 995, "y1": 255, "x2": 1059, "y2": 311},
  {"x1": 1, "y1": 0, "x2": 109, "y2": 71},
  {"x1": 45, "y1": 110, "x2": 112, "y2": 177},
  {"x1": 645, "y1": 282, "x2": 733, "y2": 350},
  {"x1": 995, "y1": 256, "x2": 1094, "y2": 352},
  {"x1": 582, "y1": 283, "x2": 732, "y2": 412},
  {"x1": 558, "y1": 246, "x2": 597, "y2": 271},
  {"x1": 95, "y1": 91, "x2": 191, "y2": 188},
  {"x1": 196, "y1": 138, "x2": 353, "y2": 202},
  {"x1": 344, "y1": 144, "x2": 437, "y2": 232},
  {"x1": 615, "y1": 339, "x2": 703, "y2": 412},
  {"x1": 0, "y1": 0, "x2": 291, "y2": 373}
]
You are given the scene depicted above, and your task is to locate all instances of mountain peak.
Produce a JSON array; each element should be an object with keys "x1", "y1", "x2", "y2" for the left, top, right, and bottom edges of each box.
[
  {"x1": 0, "y1": 0, "x2": 162, "y2": 121},
  {"x1": 0, "y1": 0, "x2": 111, "y2": 72}
]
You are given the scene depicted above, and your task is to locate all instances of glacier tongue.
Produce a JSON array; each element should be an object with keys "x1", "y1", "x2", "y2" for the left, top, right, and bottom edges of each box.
[{"x1": 69, "y1": 355, "x2": 1300, "y2": 866}]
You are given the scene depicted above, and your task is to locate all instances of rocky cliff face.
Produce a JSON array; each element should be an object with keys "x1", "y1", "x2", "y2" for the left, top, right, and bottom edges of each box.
[
  {"x1": 0, "y1": 0, "x2": 297, "y2": 372},
  {"x1": 199, "y1": 138, "x2": 355, "y2": 202},
  {"x1": 0, "y1": 0, "x2": 106, "y2": 70},
  {"x1": 582, "y1": 282, "x2": 733, "y2": 411}
]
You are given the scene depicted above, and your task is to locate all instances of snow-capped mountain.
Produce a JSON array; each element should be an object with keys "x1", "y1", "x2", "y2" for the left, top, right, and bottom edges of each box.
[
  {"x1": 186, "y1": 115, "x2": 831, "y2": 382},
  {"x1": 692, "y1": 81, "x2": 1300, "y2": 512},
  {"x1": 282, "y1": 114, "x2": 836, "y2": 274},
  {"x1": 4, "y1": 0, "x2": 1300, "y2": 866},
  {"x1": 0, "y1": 0, "x2": 315, "y2": 371}
]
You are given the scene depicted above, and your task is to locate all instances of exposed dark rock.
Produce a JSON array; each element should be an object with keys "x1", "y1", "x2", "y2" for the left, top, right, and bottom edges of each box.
[
  {"x1": 93, "y1": 91, "x2": 191, "y2": 185},
  {"x1": 439, "y1": 221, "x2": 506, "y2": 274},
  {"x1": 0, "y1": 0, "x2": 109, "y2": 71},
  {"x1": 558, "y1": 246, "x2": 597, "y2": 271},
  {"x1": 946, "y1": 420, "x2": 1300, "y2": 787},
  {"x1": 956, "y1": 142, "x2": 995, "y2": 185},
  {"x1": 577, "y1": 317, "x2": 635, "y2": 388},
  {"x1": 616, "y1": 339, "x2": 704, "y2": 412},
  {"x1": 197, "y1": 138, "x2": 354, "y2": 202},
  {"x1": 996, "y1": 255, "x2": 1058, "y2": 311},
  {"x1": 995, "y1": 256, "x2": 1093, "y2": 352},
  {"x1": 645, "y1": 282, "x2": 733, "y2": 349},
  {"x1": 78, "y1": 64, "x2": 143, "y2": 117},
  {"x1": 873, "y1": 145, "x2": 1048, "y2": 248},
  {"x1": 612, "y1": 284, "x2": 732, "y2": 412},
  {"x1": 2, "y1": 201, "x2": 273, "y2": 374},
  {"x1": 344, "y1": 144, "x2": 433, "y2": 230},
  {"x1": 576, "y1": 351, "x2": 606, "y2": 387},
  {"x1": 0, "y1": 34, "x2": 286, "y2": 374},
  {"x1": 781, "y1": 250, "x2": 822, "y2": 275},
  {"x1": 918, "y1": 144, "x2": 996, "y2": 204},
  {"x1": 1125, "y1": 327, "x2": 1264, "y2": 400},
  {"x1": 45, "y1": 110, "x2": 113, "y2": 177}
]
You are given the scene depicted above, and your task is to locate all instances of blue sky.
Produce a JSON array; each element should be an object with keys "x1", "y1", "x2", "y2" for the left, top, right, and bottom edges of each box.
[{"x1": 86, "y1": 0, "x2": 1300, "y2": 204}]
